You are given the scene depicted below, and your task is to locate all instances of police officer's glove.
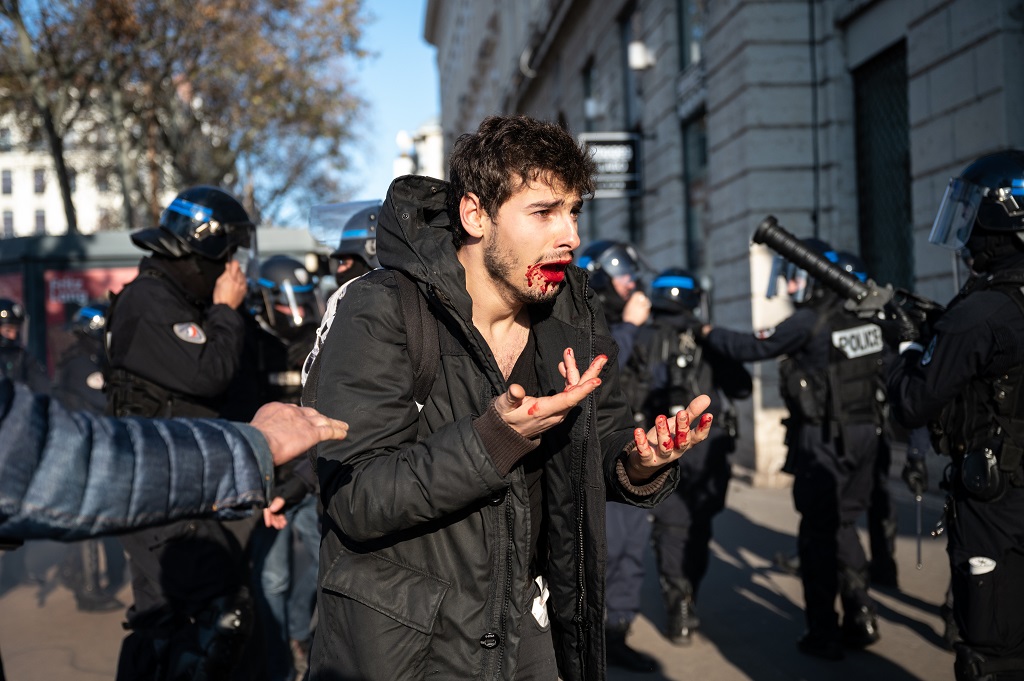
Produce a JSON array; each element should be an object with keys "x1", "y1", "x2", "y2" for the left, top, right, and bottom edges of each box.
[
  {"x1": 881, "y1": 300, "x2": 920, "y2": 347},
  {"x1": 901, "y1": 458, "x2": 928, "y2": 497}
]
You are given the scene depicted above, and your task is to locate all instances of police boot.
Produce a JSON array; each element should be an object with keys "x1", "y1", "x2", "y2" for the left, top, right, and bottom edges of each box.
[
  {"x1": 941, "y1": 600, "x2": 961, "y2": 651},
  {"x1": 661, "y1": 577, "x2": 700, "y2": 646},
  {"x1": 797, "y1": 630, "x2": 845, "y2": 661},
  {"x1": 605, "y1": 621, "x2": 659, "y2": 673},
  {"x1": 869, "y1": 517, "x2": 900, "y2": 588},
  {"x1": 841, "y1": 605, "x2": 881, "y2": 648}
]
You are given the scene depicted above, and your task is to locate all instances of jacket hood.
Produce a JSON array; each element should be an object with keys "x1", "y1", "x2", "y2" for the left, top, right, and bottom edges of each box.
[{"x1": 378, "y1": 175, "x2": 461, "y2": 288}]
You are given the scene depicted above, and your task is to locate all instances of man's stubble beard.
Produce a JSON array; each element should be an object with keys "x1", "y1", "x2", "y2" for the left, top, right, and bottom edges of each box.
[{"x1": 482, "y1": 228, "x2": 561, "y2": 305}]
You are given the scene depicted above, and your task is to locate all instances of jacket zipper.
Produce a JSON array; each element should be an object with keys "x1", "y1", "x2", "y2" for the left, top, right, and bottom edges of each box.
[{"x1": 576, "y1": 275, "x2": 595, "y2": 679}]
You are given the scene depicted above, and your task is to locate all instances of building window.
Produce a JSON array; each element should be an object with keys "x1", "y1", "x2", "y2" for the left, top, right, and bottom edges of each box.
[
  {"x1": 854, "y1": 41, "x2": 911, "y2": 289},
  {"x1": 0, "y1": 128, "x2": 10, "y2": 152},
  {"x1": 34, "y1": 209, "x2": 45, "y2": 234},
  {"x1": 1, "y1": 170, "x2": 10, "y2": 195},
  {"x1": 2, "y1": 211, "x2": 12, "y2": 238},
  {"x1": 33, "y1": 168, "x2": 45, "y2": 194},
  {"x1": 676, "y1": 0, "x2": 706, "y2": 71},
  {"x1": 682, "y1": 113, "x2": 708, "y2": 269}
]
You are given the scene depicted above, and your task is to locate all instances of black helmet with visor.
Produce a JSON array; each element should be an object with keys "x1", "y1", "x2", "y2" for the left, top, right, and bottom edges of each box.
[
  {"x1": 132, "y1": 186, "x2": 255, "y2": 261},
  {"x1": 929, "y1": 150, "x2": 1024, "y2": 252}
]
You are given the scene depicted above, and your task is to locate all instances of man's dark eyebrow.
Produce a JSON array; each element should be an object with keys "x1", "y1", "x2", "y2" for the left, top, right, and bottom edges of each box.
[{"x1": 524, "y1": 199, "x2": 567, "y2": 211}]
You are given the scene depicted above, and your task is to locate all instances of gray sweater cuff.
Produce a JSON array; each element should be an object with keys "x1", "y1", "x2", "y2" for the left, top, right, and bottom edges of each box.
[
  {"x1": 473, "y1": 402, "x2": 540, "y2": 477},
  {"x1": 615, "y1": 442, "x2": 670, "y2": 497}
]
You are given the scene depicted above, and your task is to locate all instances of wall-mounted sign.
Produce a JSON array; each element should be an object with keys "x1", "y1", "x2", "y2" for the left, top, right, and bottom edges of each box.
[{"x1": 578, "y1": 132, "x2": 642, "y2": 199}]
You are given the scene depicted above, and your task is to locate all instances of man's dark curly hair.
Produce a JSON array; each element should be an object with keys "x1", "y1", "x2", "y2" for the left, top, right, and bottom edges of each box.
[{"x1": 447, "y1": 115, "x2": 596, "y2": 247}]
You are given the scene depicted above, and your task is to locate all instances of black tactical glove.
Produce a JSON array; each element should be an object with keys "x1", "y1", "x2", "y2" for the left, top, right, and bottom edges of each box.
[
  {"x1": 901, "y1": 458, "x2": 928, "y2": 497},
  {"x1": 881, "y1": 300, "x2": 921, "y2": 346}
]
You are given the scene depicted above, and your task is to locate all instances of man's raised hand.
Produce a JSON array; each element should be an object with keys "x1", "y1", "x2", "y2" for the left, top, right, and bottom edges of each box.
[
  {"x1": 626, "y1": 395, "x2": 713, "y2": 484},
  {"x1": 494, "y1": 348, "x2": 606, "y2": 440}
]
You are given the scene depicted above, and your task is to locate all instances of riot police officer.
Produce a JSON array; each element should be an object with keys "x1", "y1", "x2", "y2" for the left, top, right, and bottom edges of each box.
[
  {"x1": 886, "y1": 149, "x2": 1024, "y2": 681},
  {"x1": 52, "y1": 302, "x2": 126, "y2": 613},
  {"x1": 245, "y1": 254, "x2": 322, "y2": 681},
  {"x1": 626, "y1": 269, "x2": 752, "y2": 645},
  {"x1": 0, "y1": 298, "x2": 48, "y2": 393},
  {"x1": 701, "y1": 239, "x2": 885, "y2": 660},
  {"x1": 105, "y1": 185, "x2": 256, "y2": 680},
  {"x1": 578, "y1": 240, "x2": 657, "y2": 672},
  {"x1": 834, "y1": 251, "x2": 901, "y2": 589},
  {"x1": 330, "y1": 201, "x2": 380, "y2": 288}
]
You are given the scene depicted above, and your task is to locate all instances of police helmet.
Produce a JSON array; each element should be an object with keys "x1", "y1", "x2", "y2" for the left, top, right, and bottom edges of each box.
[
  {"x1": 578, "y1": 240, "x2": 641, "y2": 278},
  {"x1": 930, "y1": 149, "x2": 1024, "y2": 252},
  {"x1": 834, "y1": 251, "x2": 868, "y2": 283},
  {"x1": 71, "y1": 301, "x2": 109, "y2": 341},
  {"x1": 329, "y1": 204, "x2": 380, "y2": 269},
  {"x1": 577, "y1": 240, "x2": 641, "y2": 292},
  {"x1": 0, "y1": 298, "x2": 25, "y2": 327},
  {"x1": 767, "y1": 237, "x2": 837, "y2": 305},
  {"x1": 650, "y1": 268, "x2": 703, "y2": 314},
  {"x1": 132, "y1": 186, "x2": 255, "y2": 260},
  {"x1": 253, "y1": 255, "x2": 320, "y2": 337}
]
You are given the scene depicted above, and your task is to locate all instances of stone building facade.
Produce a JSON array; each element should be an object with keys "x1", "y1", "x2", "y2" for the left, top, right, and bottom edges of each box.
[{"x1": 425, "y1": 0, "x2": 1024, "y2": 484}]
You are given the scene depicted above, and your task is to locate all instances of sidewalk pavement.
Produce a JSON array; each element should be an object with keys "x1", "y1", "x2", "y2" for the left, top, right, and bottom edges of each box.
[{"x1": 0, "y1": 478, "x2": 955, "y2": 681}]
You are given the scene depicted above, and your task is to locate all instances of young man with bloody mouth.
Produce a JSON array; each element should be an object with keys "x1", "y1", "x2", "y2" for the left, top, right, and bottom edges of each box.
[{"x1": 305, "y1": 114, "x2": 713, "y2": 681}]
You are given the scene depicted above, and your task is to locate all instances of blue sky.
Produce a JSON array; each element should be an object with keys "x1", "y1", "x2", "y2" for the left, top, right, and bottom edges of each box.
[{"x1": 344, "y1": 0, "x2": 440, "y2": 201}]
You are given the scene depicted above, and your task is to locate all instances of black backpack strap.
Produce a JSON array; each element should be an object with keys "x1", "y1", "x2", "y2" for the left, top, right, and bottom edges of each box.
[{"x1": 393, "y1": 270, "x2": 439, "y2": 405}]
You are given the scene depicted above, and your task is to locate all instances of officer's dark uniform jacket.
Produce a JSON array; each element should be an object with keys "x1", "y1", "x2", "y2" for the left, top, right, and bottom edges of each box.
[
  {"x1": 107, "y1": 256, "x2": 245, "y2": 419},
  {"x1": 53, "y1": 334, "x2": 106, "y2": 414},
  {"x1": 238, "y1": 320, "x2": 319, "y2": 506},
  {"x1": 888, "y1": 267, "x2": 1024, "y2": 476},
  {"x1": 306, "y1": 175, "x2": 678, "y2": 681},
  {"x1": 105, "y1": 255, "x2": 250, "y2": 636},
  {"x1": 0, "y1": 340, "x2": 49, "y2": 394},
  {"x1": 888, "y1": 258, "x2": 1024, "y2": 674}
]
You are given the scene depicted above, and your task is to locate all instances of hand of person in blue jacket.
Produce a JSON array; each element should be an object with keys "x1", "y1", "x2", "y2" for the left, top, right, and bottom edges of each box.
[
  {"x1": 494, "y1": 347, "x2": 607, "y2": 440},
  {"x1": 250, "y1": 401, "x2": 349, "y2": 466},
  {"x1": 626, "y1": 395, "x2": 713, "y2": 484}
]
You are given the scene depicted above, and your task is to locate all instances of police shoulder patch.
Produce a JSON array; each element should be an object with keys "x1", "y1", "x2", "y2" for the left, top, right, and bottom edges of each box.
[
  {"x1": 173, "y1": 322, "x2": 208, "y2": 344},
  {"x1": 755, "y1": 326, "x2": 776, "y2": 340}
]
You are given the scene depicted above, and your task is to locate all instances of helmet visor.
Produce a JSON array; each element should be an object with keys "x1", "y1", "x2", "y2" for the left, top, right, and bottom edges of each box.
[
  {"x1": 765, "y1": 256, "x2": 787, "y2": 299},
  {"x1": 929, "y1": 177, "x2": 986, "y2": 251},
  {"x1": 165, "y1": 197, "x2": 253, "y2": 259},
  {"x1": 259, "y1": 278, "x2": 317, "y2": 329}
]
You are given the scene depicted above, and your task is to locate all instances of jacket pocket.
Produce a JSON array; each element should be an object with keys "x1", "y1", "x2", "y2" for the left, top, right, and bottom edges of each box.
[{"x1": 321, "y1": 550, "x2": 450, "y2": 635}]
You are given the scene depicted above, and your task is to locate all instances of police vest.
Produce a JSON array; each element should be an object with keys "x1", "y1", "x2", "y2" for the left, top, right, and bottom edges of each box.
[
  {"x1": 931, "y1": 272, "x2": 1024, "y2": 485},
  {"x1": 778, "y1": 305, "x2": 884, "y2": 426},
  {"x1": 628, "y1": 320, "x2": 709, "y2": 421},
  {"x1": 826, "y1": 307, "x2": 886, "y2": 426}
]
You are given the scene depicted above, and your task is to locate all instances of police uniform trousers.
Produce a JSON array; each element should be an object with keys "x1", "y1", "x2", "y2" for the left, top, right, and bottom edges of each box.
[
  {"x1": 867, "y1": 436, "x2": 898, "y2": 580},
  {"x1": 605, "y1": 502, "x2": 652, "y2": 628},
  {"x1": 116, "y1": 516, "x2": 255, "y2": 680},
  {"x1": 948, "y1": 476, "x2": 1024, "y2": 680},
  {"x1": 651, "y1": 429, "x2": 733, "y2": 597},
  {"x1": 791, "y1": 419, "x2": 877, "y2": 637}
]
